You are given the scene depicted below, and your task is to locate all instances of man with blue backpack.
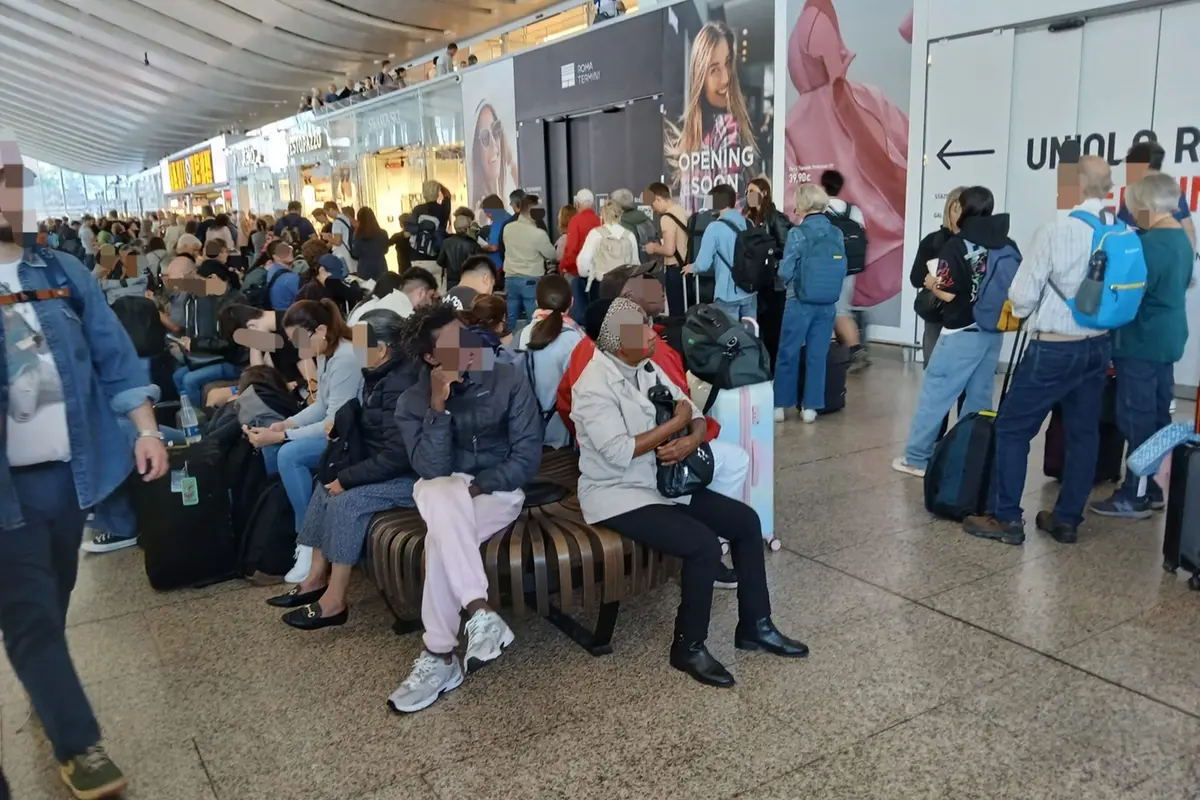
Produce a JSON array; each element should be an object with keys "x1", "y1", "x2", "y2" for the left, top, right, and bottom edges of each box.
[
  {"x1": 965, "y1": 155, "x2": 1146, "y2": 546},
  {"x1": 892, "y1": 186, "x2": 1021, "y2": 476}
]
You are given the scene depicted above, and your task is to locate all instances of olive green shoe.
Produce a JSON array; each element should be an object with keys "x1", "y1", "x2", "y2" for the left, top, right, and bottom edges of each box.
[{"x1": 59, "y1": 745, "x2": 127, "y2": 800}]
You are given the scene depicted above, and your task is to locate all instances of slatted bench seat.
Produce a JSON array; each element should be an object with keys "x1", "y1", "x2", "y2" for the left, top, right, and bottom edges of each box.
[{"x1": 361, "y1": 451, "x2": 679, "y2": 656}]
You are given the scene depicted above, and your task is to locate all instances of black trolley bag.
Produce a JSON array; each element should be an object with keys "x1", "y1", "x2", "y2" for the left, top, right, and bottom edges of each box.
[
  {"x1": 924, "y1": 331, "x2": 1025, "y2": 521},
  {"x1": 132, "y1": 440, "x2": 238, "y2": 590},
  {"x1": 1163, "y1": 388, "x2": 1200, "y2": 591},
  {"x1": 1043, "y1": 365, "x2": 1125, "y2": 483}
]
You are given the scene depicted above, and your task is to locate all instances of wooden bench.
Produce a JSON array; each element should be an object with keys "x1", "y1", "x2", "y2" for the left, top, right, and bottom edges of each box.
[{"x1": 362, "y1": 451, "x2": 679, "y2": 656}]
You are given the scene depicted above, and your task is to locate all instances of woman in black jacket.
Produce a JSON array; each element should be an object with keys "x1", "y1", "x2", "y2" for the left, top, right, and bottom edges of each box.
[
  {"x1": 353, "y1": 206, "x2": 391, "y2": 281},
  {"x1": 911, "y1": 186, "x2": 965, "y2": 364},
  {"x1": 745, "y1": 178, "x2": 792, "y2": 366},
  {"x1": 268, "y1": 310, "x2": 422, "y2": 629}
]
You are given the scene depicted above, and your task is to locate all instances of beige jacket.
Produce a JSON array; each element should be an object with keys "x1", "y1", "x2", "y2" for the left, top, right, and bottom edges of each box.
[
  {"x1": 570, "y1": 350, "x2": 703, "y2": 524},
  {"x1": 501, "y1": 216, "x2": 557, "y2": 278}
]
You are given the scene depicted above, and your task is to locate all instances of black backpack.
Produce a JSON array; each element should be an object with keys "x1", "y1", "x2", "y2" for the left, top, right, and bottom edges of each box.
[
  {"x1": 826, "y1": 205, "x2": 868, "y2": 275},
  {"x1": 717, "y1": 219, "x2": 777, "y2": 293},
  {"x1": 237, "y1": 474, "x2": 299, "y2": 580},
  {"x1": 110, "y1": 295, "x2": 167, "y2": 358},
  {"x1": 682, "y1": 304, "x2": 771, "y2": 410}
]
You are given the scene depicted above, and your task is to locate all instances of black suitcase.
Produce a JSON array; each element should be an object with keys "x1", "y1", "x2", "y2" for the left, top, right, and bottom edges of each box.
[
  {"x1": 1162, "y1": 396, "x2": 1200, "y2": 591},
  {"x1": 798, "y1": 341, "x2": 850, "y2": 414},
  {"x1": 1043, "y1": 370, "x2": 1124, "y2": 483},
  {"x1": 131, "y1": 441, "x2": 238, "y2": 591},
  {"x1": 925, "y1": 411, "x2": 997, "y2": 520}
]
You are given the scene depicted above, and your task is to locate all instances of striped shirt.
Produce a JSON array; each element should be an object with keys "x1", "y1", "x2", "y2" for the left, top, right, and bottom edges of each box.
[{"x1": 1009, "y1": 198, "x2": 1110, "y2": 337}]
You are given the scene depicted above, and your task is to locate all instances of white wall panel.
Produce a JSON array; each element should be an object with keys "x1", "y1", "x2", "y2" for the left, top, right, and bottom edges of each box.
[{"x1": 928, "y1": 0, "x2": 1145, "y2": 39}]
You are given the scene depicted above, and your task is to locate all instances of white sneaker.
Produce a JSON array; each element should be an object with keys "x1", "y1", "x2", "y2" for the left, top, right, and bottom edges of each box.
[
  {"x1": 891, "y1": 457, "x2": 926, "y2": 479},
  {"x1": 801, "y1": 408, "x2": 818, "y2": 424},
  {"x1": 463, "y1": 609, "x2": 515, "y2": 673},
  {"x1": 81, "y1": 530, "x2": 139, "y2": 554},
  {"x1": 387, "y1": 652, "x2": 464, "y2": 714},
  {"x1": 285, "y1": 545, "x2": 313, "y2": 584},
  {"x1": 773, "y1": 408, "x2": 786, "y2": 423},
  {"x1": 1170, "y1": 399, "x2": 1178, "y2": 416}
]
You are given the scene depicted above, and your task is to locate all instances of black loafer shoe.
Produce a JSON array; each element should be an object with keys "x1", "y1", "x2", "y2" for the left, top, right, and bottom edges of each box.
[
  {"x1": 282, "y1": 603, "x2": 348, "y2": 630},
  {"x1": 1035, "y1": 511, "x2": 1077, "y2": 544},
  {"x1": 669, "y1": 640, "x2": 735, "y2": 687},
  {"x1": 735, "y1": 618, "x2": 809, "y2": 658},
  {"x1": 267, "y1": 585, "x2": 326, "y2": 608}
]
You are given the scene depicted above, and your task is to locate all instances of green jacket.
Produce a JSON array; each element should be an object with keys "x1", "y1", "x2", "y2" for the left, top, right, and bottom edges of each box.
[{"x1": 1112, "y1": 227, "x2": 1194, "y2": 363}]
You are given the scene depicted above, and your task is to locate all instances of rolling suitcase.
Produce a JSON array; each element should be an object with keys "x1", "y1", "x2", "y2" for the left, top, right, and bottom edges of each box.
[
  {"x1": 797, "y1": 340, "x2": 850, "y2": 414},
  {"x1": 1043, "y1": 369, "x2": 1124, "y2": 483},
  {"x1": 706, "y1": 379, "x2": 778, "y2": 550},
  {"x1": 1163, "y1": 391, "x2": 1200, "y2": 590},
  {"x1": 131, "y1": 441, "x2": 238, "y2": 591}
]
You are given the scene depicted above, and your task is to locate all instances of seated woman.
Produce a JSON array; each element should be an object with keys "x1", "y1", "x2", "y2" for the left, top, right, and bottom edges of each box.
[
  {"x1": 516, "y1": 274, "x2": 583, "y2": 449},
  {"x1": 773, "y1": 183, "x2": 847, "y2": 425},
  {"x1": 268, "y1": 311, "x2": 422, "y2": 629},
  {"x1": 462, "y1": 293, "x2": 511, "y2": 348},
  {"x1": 570, "y1": 298, "x2": 806, "y2": 687},
  {"x1": 387, "y1": 303, "x2": 542, "y2": 714},
  {"x1": 295, "y1": 253, "x2": 363, "y2": 313},
  {"x1": 244, "y1": 299, "x2": 364, "y2": 583}
]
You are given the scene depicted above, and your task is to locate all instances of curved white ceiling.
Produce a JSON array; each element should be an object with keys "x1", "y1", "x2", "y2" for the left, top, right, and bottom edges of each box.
[{"x1": 1, "y1": 0, "x2": 558, "y2": 175}]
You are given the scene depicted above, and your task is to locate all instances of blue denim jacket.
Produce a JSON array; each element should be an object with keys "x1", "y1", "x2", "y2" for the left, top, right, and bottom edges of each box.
[{"x1": 0, "y1": 247, "x2": 159, "y2": 529}]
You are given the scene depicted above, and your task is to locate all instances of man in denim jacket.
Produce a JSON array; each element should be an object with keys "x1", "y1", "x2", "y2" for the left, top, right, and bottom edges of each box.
[{"x1": 0, "y1": 146, "x2": 168, "y2": 799}]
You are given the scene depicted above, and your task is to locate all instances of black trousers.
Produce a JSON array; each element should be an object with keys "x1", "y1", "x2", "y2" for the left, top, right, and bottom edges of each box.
[
  {"x1": 0, "y1": 463, "x2": 99, "y2": 763},
  {"x1": 601, "y1": 489, "x2": 771, "y2": 644}
]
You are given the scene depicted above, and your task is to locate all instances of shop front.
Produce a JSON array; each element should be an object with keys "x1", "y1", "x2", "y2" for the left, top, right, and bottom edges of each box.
[{"x1": 160, "y1": 136, "x2": 231, "y2": 215}]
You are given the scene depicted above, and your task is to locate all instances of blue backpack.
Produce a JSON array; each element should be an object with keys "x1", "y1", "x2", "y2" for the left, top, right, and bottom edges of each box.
[
  {"x1": 791, "y1": 222, "x2": 847, "y2": 305},
  {"x1": 1051, "y1": 211, "x2": 1146, "y2": 330},
  {"x1": 968, "y1": 241, "x2": 1022, "y2": 332}
]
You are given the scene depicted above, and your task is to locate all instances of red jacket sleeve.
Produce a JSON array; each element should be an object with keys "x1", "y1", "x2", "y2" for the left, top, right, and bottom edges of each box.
[
  {"x1": 561, "y1": 216, "x2": 585, "y2": 276},
  {"x1": 652, "y1": 341, "x2": 721, "y2": 441},
  {"x1": 557, "y1": 338, "x2": 595, "y2": 435}
]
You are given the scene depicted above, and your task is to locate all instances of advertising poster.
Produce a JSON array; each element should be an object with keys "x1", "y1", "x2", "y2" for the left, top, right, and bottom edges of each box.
[
  {"x1": 783, "y1": 0, "x2": 913, "y2": 318},
  {"x1": 462, "y1": 60, "x2": 520, "y2": 212},
  {"x1": 662, "y1": 0, "x2": 776, "y2": 215}
]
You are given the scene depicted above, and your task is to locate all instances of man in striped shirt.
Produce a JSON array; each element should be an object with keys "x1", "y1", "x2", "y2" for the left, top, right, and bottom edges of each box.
[{"x1": 964, "y1": 156, "x2": 1116, "y2": 547}]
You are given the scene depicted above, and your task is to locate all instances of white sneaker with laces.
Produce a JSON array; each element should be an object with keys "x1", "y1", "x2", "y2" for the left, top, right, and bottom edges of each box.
[
  {"x1": 463, "y1": 609, "x2": 515, "y2": 673},
  {"x1": 891, "y1": 457, "x2": 926, "y2": 479},
  {"x1": 1170, "y1": 399, "x2": 1178, "y2": 416},
  {"x1": 387, "y1": 652, "x2": 464, "y2": 714},
  {"x1": 801, "y1": 408, "x2": 818, "y2": 424},
  {"x1": 285, "y1": 545, "x2": 313, "y2": 584},
  {"x1": 773, "y1": 408, "x2": 786, "y2": 423}
]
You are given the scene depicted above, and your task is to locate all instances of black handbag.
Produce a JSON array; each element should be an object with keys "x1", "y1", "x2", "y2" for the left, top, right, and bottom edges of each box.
[
  {"x1": 647, "y1": 381, "x2": 714, "y2": 499},
  {"x1": 913, "y1": 288, "x2": 945, "y2": 324},
  {"x1": 317, "y1": 399, "x2": 366, "y2": 485}
]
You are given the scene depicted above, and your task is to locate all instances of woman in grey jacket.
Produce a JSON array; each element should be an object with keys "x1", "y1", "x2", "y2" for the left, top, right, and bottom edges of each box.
[
  {"x1": 570, "y1": 298, "x2": 807, "y2": 688},
  {"x1": 244, "y1": 299, "x2": 364, "y2": 584},
  {"x1": 387, "y1": 303, "x2": 542, "y2": 714}
]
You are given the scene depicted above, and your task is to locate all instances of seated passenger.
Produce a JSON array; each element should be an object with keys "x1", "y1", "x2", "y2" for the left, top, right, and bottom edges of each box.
[
  {"x1": 218, "y1": 303, "x2": 310, "y2": 401},
  {"x1": 516, "y1": 274, "x2": 584, "y2": 448},
  {"x1": 295, "y1": 253, "x2": 364, "y2": 314},
  {"x1": 570, "y1": 298, "x2": 807, "y2": 687},
  {"x1": 268, "y1": 311, "x2": 422, "y2": 628},
  {"x1": 243, "y1": 300, "x2": 364, "y2": 583},
  {"x1": 265, "y1": 243, "x2": 302, "y2": 311},
  {"x1": 387, "y1": 303, "x2": 542, "y2": 713},
  {"x1": 462, "y1": 293, "x2": 511, "y2": 348}
]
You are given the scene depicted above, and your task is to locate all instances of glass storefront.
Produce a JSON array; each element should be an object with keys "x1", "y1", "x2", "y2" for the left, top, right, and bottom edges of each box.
[{"x1": 421, "y1": 82, "x2": 468, "y2": 213}]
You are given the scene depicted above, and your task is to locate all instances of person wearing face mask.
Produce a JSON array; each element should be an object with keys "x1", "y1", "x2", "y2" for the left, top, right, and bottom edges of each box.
[
  {"x1": 267, "y1": 311, "x2": 422, "y2": 629},
  {"x1": 570, "y1": 298, "x2": 806, "y2": 687},
  {"x1": 386, "y1": 303, "x2": 542, "y2": 714},
  {"x1": 244, "y1": 299, "x2": 364, "y2": 584}
]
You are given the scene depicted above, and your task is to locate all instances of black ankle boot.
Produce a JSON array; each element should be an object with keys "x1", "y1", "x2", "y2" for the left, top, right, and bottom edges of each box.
[
  {"x1": 669, "y1": 638, "x2": 735, "y2": 687},
  {"x1": 735, "y1": 618, "x2": 809, "y2": 658}
]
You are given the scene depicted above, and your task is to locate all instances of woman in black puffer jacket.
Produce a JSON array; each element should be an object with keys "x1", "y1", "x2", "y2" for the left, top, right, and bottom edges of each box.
[
  {"x1": 746, "y1": 178, "x2": 793, "y2": 367},
  {"x1": 267, "y1": 310, "x2": 423, "y2": 629}
]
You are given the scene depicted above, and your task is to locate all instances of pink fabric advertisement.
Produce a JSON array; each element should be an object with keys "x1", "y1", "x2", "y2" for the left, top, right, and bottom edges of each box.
[{"x1": 784, "y1": 0, "x2": 913, "y2": 309}]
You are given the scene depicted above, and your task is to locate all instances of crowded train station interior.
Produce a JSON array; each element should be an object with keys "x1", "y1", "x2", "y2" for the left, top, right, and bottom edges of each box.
[{"x1": 1, "y1": 0, "x2": 1200, "y2": 797}]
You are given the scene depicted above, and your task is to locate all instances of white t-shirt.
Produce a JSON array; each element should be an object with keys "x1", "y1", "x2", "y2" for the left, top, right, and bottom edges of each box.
[{"x1": 0, "y1": 260, "x2": 71, "y2": 466}]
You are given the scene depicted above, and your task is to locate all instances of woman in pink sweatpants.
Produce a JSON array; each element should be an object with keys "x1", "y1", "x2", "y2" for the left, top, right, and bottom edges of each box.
[{"x1": 387, "y1": 303, "x2": 543, "y2": 714}]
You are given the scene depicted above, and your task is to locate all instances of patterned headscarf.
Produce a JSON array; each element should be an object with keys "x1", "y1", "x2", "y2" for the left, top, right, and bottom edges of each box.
[{"x1": 596, "y1": 297, "x2": 647, "y2": 354}]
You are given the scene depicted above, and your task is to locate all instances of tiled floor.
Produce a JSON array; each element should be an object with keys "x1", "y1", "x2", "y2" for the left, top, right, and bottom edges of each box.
[{"x1": 3, "y1": 353, "x2": 1199, "y2": 799}]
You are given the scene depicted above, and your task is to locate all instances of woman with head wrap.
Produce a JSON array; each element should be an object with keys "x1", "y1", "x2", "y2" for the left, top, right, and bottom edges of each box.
[{"x1": 569, "y1": 299, "x2": 807, "y2": 688}]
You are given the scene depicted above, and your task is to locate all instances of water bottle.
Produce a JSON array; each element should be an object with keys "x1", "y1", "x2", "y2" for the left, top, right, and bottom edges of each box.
[{"x1": 179, "y1": 396, "x2": 201, "y2": 444}]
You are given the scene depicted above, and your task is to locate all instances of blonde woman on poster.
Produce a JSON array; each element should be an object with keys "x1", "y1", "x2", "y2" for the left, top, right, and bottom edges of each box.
[
  {"x1": 470, "y1": 100, "x2": 519, "y2": 212},
  {"x1": 666, "y1": 21, "x2": 763, "y2": 214}
]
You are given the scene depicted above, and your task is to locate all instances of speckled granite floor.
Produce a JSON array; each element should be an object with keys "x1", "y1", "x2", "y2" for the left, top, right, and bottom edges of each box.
[{"x1": 3, "y1": 353, "x2": 1199, "y2": 799}]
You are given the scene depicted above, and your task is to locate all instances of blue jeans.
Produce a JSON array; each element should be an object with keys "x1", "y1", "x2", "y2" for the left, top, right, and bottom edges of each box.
[
  {"x1": 569, "y1": 275, "x2": 589, "y2": 324},
  {"x1": 0, "y1": 463, "x2": 98, "y2": 762},
  {"x1": 173, "y1": 361, "x2": 240, "y2": 407},
  {"x1": 712, "y1": 296, "x2": 758, "y2": 323},
  {"x1": 263, "y1": 436, "x2": 328, "y2": 532},
  {"x1": 505, "y1": 275, "x2": 539, "y2": 327},
  {"x1": 1113, "y1": 357, "x2": 1174, "y2": 501},
  {"x1": 903, "y1": 330, "x2": 1003, "y2": 468},
  {"x1": 774, "y1": 299, "x2": 836, "y2": 410},
  {"x1": 989, "y1": 336, "x2": 1111, "y2": 527}
]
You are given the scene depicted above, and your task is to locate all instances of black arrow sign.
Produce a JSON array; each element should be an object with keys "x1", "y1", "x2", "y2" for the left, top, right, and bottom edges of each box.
[{"x1": 937, "y1": 139, "x2": 996, "y2": 170}]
